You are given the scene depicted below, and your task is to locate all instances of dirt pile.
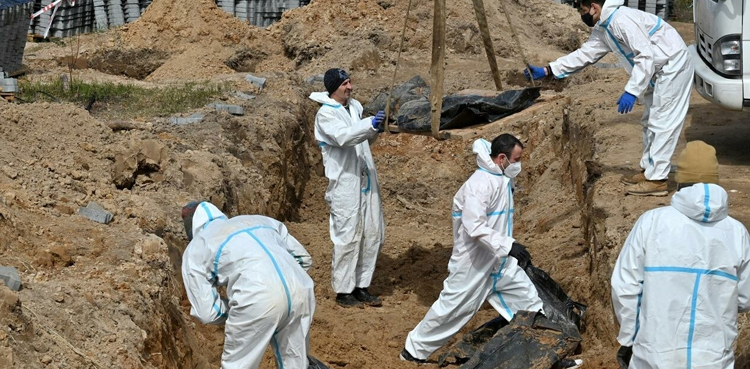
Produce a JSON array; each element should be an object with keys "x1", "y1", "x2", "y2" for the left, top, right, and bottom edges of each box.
[
  {"x1": 0, "y1": 72, "x2": 322, "y2": 367},
  {"x1": 121, "y1": 0, "x2": 260, "y2": 52},
  {"x1": 114, "y1": 0, "x2": 288, "y2": 81},
  {"x1": 100, "y1": 0, "x2": 587, "y2": 82},
  {"x1": 270, "y1": 0, "x2": 587, "y2": 75}
]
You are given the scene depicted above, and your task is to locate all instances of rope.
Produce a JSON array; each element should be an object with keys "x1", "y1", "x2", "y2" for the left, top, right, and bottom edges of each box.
[{"x1": 384, "y1": 0, "x2": 414, "y2": 133}]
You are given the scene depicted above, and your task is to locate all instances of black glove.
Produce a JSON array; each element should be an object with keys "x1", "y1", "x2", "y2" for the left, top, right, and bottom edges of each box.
[
  {"x1": 509, "y1": 242, "x2": 532, "y2": 266},
  {"x1": 616, "y1": 346, "x2": 632, "y2": 369}
]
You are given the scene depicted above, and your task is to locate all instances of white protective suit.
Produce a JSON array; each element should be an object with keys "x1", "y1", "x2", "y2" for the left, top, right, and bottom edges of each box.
[
  {"x1": 181, "y1": 202, "x2": 316, "y2": 369},
  {"x1": 611, "y1": 184, "x2": 750, "y2": 368},
  {"x1": 404, "y1": 139, "x2": 544, "y2": 360},
  {"x1": 550, "y1": 0, "x2": 693, "y2": 181},
  {"x1": 309, "y1": 91, "x2": 385, "y2": 294}
]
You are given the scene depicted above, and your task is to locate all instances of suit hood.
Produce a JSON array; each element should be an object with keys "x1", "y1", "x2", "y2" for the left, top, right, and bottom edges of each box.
[
  {"x1": 473, "y1": 139, "x2": 503, "y2": 175},
  {"x1": 598, "y1": 0, "x2": 625, "y2": 26},
  {"x1": 309, "y1": 92, "x2": 343, "y2": 107},
  {"x1": 670, "y1": 183, "x2": 728, "y2": 223},
  {"x1": 192, "y1": 202, "x2": 227, "y2": 238}
]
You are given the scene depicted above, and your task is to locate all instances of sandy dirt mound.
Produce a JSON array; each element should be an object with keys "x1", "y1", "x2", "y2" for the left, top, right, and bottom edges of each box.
[
  {"x1": 0, "y1": 73, "x2": 323, "y2": 368},
  {"x1": 105, "y1": 0, "x2": 586, "y2": 82},
  {"x1": 277, "y1": 0, "x2": 587, "y2": 76},
  {"x1": 121, "y1": 0, "x2": 260, "y2": 52}
]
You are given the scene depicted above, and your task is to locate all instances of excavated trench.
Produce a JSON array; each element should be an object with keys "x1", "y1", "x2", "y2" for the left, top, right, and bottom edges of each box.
[{"x1": 139, "y1": 95, "x2": 617, "y2": 369}]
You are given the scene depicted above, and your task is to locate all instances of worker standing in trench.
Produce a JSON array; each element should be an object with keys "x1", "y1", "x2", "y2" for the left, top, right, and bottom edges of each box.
[
  {"x1": 309, "y1": 68, "x2": 387, "y2": 308},
  {"x1": 180, "y1": 201, "x2": 317, "y2": 369},
  {"x1": 400, "y1": 134, "x2": 544, "y2": 363},
  {"x1": 524, "y1": 0, "x2": 693, "y2": 197},
  {"x1": 611, "y1": 141, "x2": 750, "y2": 369}
]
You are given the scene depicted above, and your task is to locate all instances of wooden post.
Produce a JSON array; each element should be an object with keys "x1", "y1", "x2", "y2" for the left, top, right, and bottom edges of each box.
[
  {"x1": 430, "y1": 0, "x2": 446, "y2": 139},
  {"x1": 472, "y1": 0, "x2": 503, "y2": 91},
  {"x1": 498, "y1": 0, "x2": 535, "y2": 87}
]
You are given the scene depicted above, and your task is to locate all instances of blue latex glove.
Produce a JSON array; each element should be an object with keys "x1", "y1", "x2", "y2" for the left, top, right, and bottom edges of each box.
[
  {"x1": 617, "y1": 92, "x2": 637, "y2": 114},
  {"x1": 523, "y1": 65, "x2": 547, "y2": 81},
  {"x1": 372, "y1": 111, "x2": 385, "y2": 130}
]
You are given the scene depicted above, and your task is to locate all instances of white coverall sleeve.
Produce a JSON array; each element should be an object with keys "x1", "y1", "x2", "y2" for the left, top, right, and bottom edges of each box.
[
  {"x1": 271, "y1": 219, "x2": 313, "y2": 271},
  {"x1": 367, "y1": 128, "x2": 379, "y2": 146},
  {"x1": 611, "y1": 214, "x2": 647, "y2": 346},
  {"x1": 181, "y1": 239, "x2": 229, "y2": 325},
  {"x1": 614, "y1": 18, "x2": 655, "y2": 97},
  {"x1": 316, "y1": 109, "x2": 376, "y2": 147},
  {"x1": 461, "y1": 183, "x2": 515, "y2": 257},
  {"x1": 549, "y1": 31, "x2": 610, "y2": 79},
  {"x1": 737, "y1": 228, "x2": 750, "y2": 312}
]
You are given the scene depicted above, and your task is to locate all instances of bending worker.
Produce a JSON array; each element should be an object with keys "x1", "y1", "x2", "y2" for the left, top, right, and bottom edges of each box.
[
  {"x1": 181, "y1": 201, "x2": 316, "y2": 369},
  {"x1": 401, "y1": 134, "x2": 544, "y2": 363},
  {"x1": 309, "y1": 68, "x2": 386, "y2": 308},
  {"x1": 524, "y1": 0, "x2": 693, "y2": 197},
  {"x1": 611, "y1": 141, "x2": 750, "y2": 368}
]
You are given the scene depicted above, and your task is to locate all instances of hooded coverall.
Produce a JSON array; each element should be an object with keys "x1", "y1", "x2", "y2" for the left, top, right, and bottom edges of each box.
[
  {"x1": 550, "y1": 0, "x2": 693, "y2": 181},
  {"x1": 403, "y1": 139, "x2": 544, "y2": 360},
  {"x1": 612, "y1": 184, "x2": 750, "y2": 368},
  {"x1": 309, "y1": 91, "x2": 385, "y2": 294},
  {"x1": 181, "y1": 202, "x2": 316, "y2": 369}
]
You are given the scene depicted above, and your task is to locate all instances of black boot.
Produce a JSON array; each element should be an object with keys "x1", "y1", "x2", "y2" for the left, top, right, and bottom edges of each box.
[
  {"x1": 399, "y1": 348, "x2": 426, "y2": 364},
  {"x1": 335, "y1": 293, "x2": 363, "y2": 308},
  {"x1": 352, "y1": 287, "x2": 382, "y2": 307}
]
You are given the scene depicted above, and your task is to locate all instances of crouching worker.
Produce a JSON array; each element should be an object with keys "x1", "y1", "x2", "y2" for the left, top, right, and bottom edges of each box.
[
  {"x1": 181, "y1": 201, "x2": 316, "y2": 369},
  {"x1": 401, "y1": 134, "x2": 545, "y2": 363}
]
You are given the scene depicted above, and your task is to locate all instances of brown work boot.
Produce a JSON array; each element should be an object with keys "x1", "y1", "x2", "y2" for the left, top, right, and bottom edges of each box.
[
  {"x1": 620, "y1": 171, "x2": 646, "y2": 185},
  {"x1": 626, "y1": 180, "x2": 668, "y2": 197}
]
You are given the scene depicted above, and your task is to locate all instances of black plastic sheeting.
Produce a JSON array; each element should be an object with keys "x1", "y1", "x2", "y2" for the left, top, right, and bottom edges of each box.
[
  {"x1": 395, "y1": 87, "x2": 541, "y2": 132},
  {"x1": 308, "y1": 355, "x2": 329, "y2": 369},
  {"x1": 363, "y1": 75, "x2": 431, "y2": 117},
  {"x1": 438, "y1": 262, "x2": 586, "y2": 369}
]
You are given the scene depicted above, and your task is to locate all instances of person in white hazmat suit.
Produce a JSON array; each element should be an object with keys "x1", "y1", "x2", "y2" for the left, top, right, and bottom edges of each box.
[
  {"x1": 611, "y1": 141, "x2": 750, "y2": 369},
  {"x1": 524, "y1": 0, "x2": 693, "y2": 197},
  {"x1": 400, "y1": 134, "x2": 544, "y2": 363},
  {"x1": 180, "y1": 201, "x2": 317, "y2": 369},
  {"x1": 309, "y1": 68, "x2": 386, "y2": 308}
]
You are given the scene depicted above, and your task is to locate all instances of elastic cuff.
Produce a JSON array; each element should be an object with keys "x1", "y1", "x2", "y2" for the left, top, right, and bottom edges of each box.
[{"x1": 545, "y1": 65, "x2": 552, "y2": 78}]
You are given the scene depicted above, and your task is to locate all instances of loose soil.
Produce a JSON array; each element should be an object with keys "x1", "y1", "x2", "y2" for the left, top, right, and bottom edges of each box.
[{"x1": 4, "y1": 0, "x2": 750, "y2": 368}]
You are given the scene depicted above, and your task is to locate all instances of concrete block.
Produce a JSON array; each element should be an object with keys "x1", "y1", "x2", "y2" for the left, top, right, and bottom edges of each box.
[
  {"x1": 0, "y1": 266, "x2": 21, "y2": 291},
  {"x1": 245, "y1": 73, "x2": 266, "y2": 89},
  {"x1": 235, "y1": 91, "x2": 256, "y2": 100},
  {"x1": 207, "y1": 102, "x2": 245, "y2": 115},
  {"x1": 169, "y1": 112, "x2": 205, "y2": 125},
  {"x1": 78, "y1": 201, "x2": 113, "y2": 224},
  {"x1": 0, "y1": 76, "x2": 18, "y2": 93},
  {"x1": 305, "y1": 74, "x2": 324, "y2": 85}
]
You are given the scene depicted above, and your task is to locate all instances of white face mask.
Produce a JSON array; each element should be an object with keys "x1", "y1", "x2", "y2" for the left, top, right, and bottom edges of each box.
[{"x1": 502, "y1": 157, "x2": 522, "y2": 178}]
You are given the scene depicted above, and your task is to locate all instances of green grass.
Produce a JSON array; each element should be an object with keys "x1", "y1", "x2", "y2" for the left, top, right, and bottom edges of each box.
[
  {"x1": 18, "y1": 78, "x2": 226, "y2": 119},
  {"x1": 672, "y1": 0, "x2": 693, "y2": 22}
]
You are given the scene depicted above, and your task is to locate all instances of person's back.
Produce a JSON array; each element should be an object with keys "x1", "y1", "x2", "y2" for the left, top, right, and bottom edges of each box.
[
  {"x1": 191, "y1": 214, "x2": 315, "y2": 305},
  {"x1": 618, "y1": 185, "x2": 750, "y2": 367},
  {"x1": 612, "y1": 141, "x2": 750, "y2": 369},
  {"x1": 181, "y1": 202, "x2": 315, "y2": 369}
]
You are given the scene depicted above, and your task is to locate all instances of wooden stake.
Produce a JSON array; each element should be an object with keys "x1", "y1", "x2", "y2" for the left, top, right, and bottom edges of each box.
[
  {"x1": 384, "y1": 0, "x2": 414, "y2": 134},
  {"x1": 430, "y1": 0, "x2": 446, "y2": 139},
  {"x1": 498, "y1": 0, "x2": 536, "y2": 87},
  {"x1": 472, "y1": 0, "x2": 503, "y2": 91}
]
